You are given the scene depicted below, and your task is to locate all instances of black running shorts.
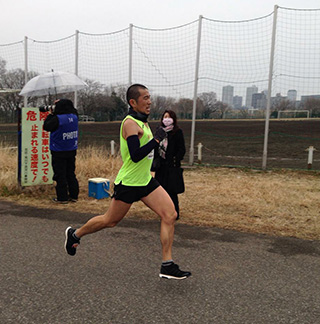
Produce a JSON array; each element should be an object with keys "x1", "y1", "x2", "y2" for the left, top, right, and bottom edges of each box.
[{"x1": 112, "y1": 177, "x2": 160, "y2": 204}]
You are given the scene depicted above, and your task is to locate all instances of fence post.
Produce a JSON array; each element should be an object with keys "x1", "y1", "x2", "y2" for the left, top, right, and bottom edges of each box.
[
  {"x1": 306, "y1": 146, "x2": 316, "y2": 169},
  {"x1": 110, "y1": 140, "x2": 115, "y2": 156},
  {"x1": 197, "y1": 142, "x2": 203, "y2": 163},
  {"x1": 74, "y1": 30, "x2": 79, "y2": 108},
  {"x1": 262, "y1": 5, "x2": 278, "y2": 170},
  {"x1": 189, "y1": 15, "x2": 203, "y2": 165}
]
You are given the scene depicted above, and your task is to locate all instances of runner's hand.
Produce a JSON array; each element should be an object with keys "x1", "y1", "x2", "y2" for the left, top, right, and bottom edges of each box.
[{"x1": 154, "y1": 127, "x2": 167, "y2": 142}]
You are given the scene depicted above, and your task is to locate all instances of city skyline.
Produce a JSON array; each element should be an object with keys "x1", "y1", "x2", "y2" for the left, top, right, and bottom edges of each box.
[{"x1": 220, "y1": 85, "x2": 320, "y2": 109}]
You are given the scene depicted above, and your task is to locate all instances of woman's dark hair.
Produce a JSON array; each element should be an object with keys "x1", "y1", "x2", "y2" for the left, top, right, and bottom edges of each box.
[
  {"x1": 126, "y1": 84, "x2": 148, "y2": 107},
  {"x1": 161, "y1": 109, "x2": 179, "y2": 133}
]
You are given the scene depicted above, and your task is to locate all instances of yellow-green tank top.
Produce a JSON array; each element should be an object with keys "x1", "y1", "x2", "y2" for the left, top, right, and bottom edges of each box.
[{"x1": 114, "y1": 115, "x2": 154, "y2": 186}]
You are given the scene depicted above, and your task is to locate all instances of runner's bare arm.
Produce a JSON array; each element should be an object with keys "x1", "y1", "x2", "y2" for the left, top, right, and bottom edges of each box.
[{"x1": 122, "y1": 118, "x2": 142, "y2": 140}]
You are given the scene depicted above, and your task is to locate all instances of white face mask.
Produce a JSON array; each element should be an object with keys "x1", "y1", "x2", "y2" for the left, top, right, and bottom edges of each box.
[{"x1": 162, "y1": 117, "x2": 173, "y2": 127}]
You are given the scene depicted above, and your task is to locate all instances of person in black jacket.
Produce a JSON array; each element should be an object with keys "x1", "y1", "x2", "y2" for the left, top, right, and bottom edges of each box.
[
  {"x1": 152, "y1": 110, "x2": 186, "y2": 220},
  {"x1": 43, "y1": 99, "x2": 79, "y2": 204}
]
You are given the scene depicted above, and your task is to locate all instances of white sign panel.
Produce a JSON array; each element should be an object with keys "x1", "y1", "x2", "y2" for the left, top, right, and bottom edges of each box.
[{"x1": 21, "y1": 108, "x2": 53, "y2": 186}]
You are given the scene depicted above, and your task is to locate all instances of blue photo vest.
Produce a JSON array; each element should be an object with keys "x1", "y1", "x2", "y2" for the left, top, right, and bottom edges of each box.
[{"x1": 50, "y1": 114, "x2": 78, "y2": 152}]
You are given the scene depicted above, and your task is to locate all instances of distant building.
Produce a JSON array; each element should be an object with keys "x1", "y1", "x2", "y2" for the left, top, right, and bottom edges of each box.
[
  {"x1": 271, "y1": 93, "x2": 287, "y2": 106},
  {"x1": 233, "y1": 95, "x2": 243, "y2": 109},
  {"x1": 245, "y1": 85, "x2": 258, "y2": 108},
  {"x1": 222, "y1": 85, "x2": 234, "y2": 107},
  {"x1": 287, "y1": 90, "x2": 297, "y2": 102},
  {"x1": 252, "y1": 92, "x2": 267, "y2": 109},
  {"x1": 301, "y1": 94, "x2": 320, "y2": 103}
]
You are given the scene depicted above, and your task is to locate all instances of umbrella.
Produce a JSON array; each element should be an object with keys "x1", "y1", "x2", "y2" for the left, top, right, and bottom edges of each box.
[
  {"x1": 19, "y1": 71, "x2": 88, "y2": 97},
  {"x1": 0, "y1": 89, "x2": 21, "y2": 95}
]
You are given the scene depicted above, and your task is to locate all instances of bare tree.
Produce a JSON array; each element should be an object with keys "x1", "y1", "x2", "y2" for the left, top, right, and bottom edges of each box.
[
  {"x1": 272, "y1": 99, "x2": 295, "y2": 112},
  {"x1": 198, "y1": 92, "x2": 217, "y2": 119},
  {"x1": 303, "y1": 98, "x2": 320, "y2": 117},
  {"x1": 211, "y1": 101, "x2": 229, "y2": 119},
  {"x1": 0, "y1": 57, "x2": 7, "y2": 87},
  {"x1": 150, "y1": 95, "x2": 176, "y2": 120},
  {"x1": 0, "y1": 68, "x2": 28, "y2": 122},
  {"x1": 77, "y1": 79, "x2": 104, "y2": 116},
  {"x1": 108, "y1": 91, "x2": 127, "y2": 121},
  {"x1": 111, "y1": 84, "x2": 127, "y2": 105},
  {"x1": 77, "y1": 80, "x2": 128, "y2": 121},
  {"x1": 174, "y1": 98, "x2": 193, "y2": 119},
  {"x1": 237, "y1": 109, "x2": 251, "y2": 119}
]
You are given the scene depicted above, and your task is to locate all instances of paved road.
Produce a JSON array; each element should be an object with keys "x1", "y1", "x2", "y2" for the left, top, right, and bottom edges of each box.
[{"x1": 1, "y1": 199, "x2": 320, "y2": 324}]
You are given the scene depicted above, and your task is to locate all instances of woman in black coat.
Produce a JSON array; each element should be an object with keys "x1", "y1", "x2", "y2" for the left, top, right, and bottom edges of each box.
[{"x1": 152, "y1": 110, "x2": 186, "y2": 220}]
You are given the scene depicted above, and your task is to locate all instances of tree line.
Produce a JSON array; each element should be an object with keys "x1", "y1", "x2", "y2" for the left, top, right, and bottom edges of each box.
[{"x1": 1, "y1": 57, "x2": 320, "y2": 123}]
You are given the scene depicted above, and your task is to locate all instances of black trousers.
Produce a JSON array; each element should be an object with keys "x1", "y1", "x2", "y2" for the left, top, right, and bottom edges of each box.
[
  {"x1": 169, "y1": 192, "x2": 180, "y2": 220},
  {"x1": 51, "y1": 152, "x2": 79, "y2": 201}
]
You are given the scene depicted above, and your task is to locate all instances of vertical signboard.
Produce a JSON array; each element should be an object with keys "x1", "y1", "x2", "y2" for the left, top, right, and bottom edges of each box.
[{"x1": 20, "y1": 108, "x2": 53, "y2": 186}]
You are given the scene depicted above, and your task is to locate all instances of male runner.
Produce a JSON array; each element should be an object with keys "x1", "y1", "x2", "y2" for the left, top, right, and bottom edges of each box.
[{"x1": 65, "y1": 84, "x2": 191, "y2": 280}]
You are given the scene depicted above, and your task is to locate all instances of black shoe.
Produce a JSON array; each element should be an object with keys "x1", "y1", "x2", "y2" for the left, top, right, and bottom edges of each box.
[
  {"x1": 159, "y1": 263, "x2": 191, "y2": 280},
  {"x1": 64, "y1": 227, "x2": 80, "y2": 256},
  {"x1": 53, "y1": 198, "x2": 68, "y2": 204},
  {"x1": 68, "y1": 198, "x2": 78, "y2": 203}
]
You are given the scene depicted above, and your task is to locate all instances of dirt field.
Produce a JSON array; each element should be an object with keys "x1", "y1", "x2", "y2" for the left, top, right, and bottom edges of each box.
[{"x1": 1, "y1": 119, "x2": 320, "y2": 170}]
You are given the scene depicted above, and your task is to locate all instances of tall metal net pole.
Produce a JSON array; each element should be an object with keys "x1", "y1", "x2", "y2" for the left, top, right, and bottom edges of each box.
[
  {"x1": 74, "y1": 30, "x2": 79, "y2": 108},
  {"x1": 24, "y1": 36, "x2": 28, "y2": 108},
  {"x1": 189, "y1": 15, "x2": 203, "y2": 165},
  {"x1": 129, "y1": 24, "x2": 133, "y2": 85},
  {"x1": 262, "y1": 5, "x2": 278, "y2": 170},
  {"x1": 19, "y1": 36, "x2": 29, "y2": 186}
]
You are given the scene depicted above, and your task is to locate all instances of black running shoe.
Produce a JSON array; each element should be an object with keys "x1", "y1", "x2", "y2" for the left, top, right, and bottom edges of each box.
[
  {"x1": 64, "y1": 227, "x2": 80, "y2": 256},
  {"x1": 159, "y1": 263, "x2": 191, "y2": 280}
]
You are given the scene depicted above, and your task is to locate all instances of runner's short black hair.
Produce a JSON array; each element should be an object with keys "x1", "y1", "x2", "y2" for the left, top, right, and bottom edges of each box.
[{"x1": 126, "y1": 84, "x2": 148, "y2": 107}]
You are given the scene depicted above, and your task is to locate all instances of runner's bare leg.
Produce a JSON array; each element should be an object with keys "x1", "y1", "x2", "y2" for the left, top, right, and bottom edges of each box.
[
  {"x1": 75, "y1": 199, "x2": 132, "y2": 238},
  {"x1": 141, "y1": 186, "x2": 177, "y2": 261}
]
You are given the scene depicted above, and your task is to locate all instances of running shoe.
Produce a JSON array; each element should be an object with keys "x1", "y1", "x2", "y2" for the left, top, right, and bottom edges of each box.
[
  {"x1": 159, "y1": 263, "x2": 191, "y2": 280},
  {"x1": 64, "y1": 227, "x2": 80, "y2": 256}
]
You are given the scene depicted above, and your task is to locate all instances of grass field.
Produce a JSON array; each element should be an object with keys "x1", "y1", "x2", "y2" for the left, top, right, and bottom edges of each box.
[{"x1": 1, "y1": 144, "x2": 320, "y2": 241}]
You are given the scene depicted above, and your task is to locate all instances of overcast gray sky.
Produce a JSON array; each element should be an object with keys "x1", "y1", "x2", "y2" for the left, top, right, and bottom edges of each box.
[{"x1": 1, "y1": 0, "x2": 319, "y2": 43}]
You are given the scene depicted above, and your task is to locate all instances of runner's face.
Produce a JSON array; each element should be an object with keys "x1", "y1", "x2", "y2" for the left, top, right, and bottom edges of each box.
[{"x1": 132, "y1": 88, "x2": 151, "y2": 115}]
